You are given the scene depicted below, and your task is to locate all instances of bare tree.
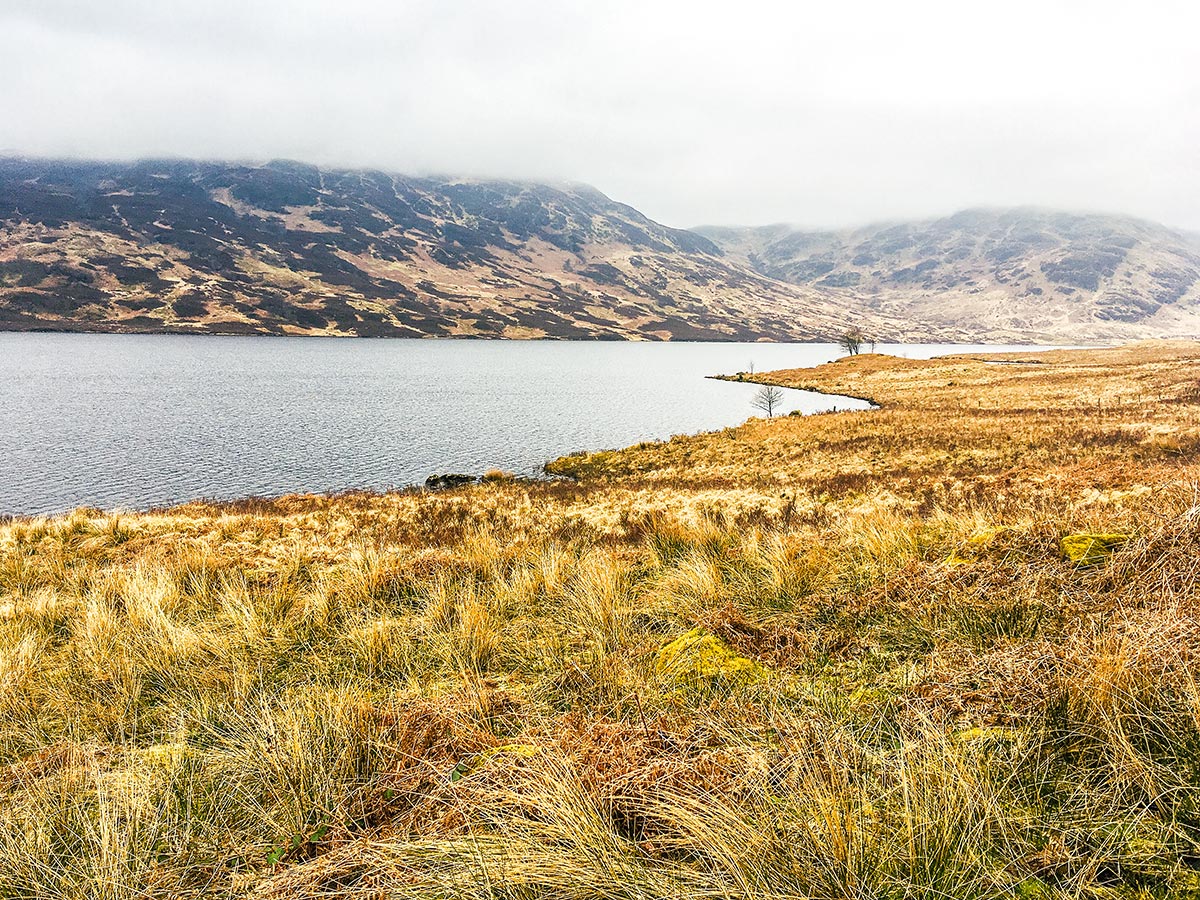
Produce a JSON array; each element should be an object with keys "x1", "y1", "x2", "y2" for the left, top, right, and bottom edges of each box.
[
  {"x1": 839, "y1": 328, "x2": 865, "y2": 356},
  {"x1": 751, "y1": 384, "x2": 784, "y2": 417}
]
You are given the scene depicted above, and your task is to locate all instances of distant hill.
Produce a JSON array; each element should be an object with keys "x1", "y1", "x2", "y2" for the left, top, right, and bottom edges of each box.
[
  {"x1": 698, "y1": 209, "x2": 1200, "y2": 342},
  {"x1": 0, "y1": 158, "x2": 912, "y2": 341},
  {"x1": 4, "y1": 160, "x2": 1198, "y2": 343}
]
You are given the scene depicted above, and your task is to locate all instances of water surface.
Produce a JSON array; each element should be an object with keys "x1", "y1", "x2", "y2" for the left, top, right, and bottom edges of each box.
[{"x1": 0, "y1": 335, "x2": 1042, "y2": 515}]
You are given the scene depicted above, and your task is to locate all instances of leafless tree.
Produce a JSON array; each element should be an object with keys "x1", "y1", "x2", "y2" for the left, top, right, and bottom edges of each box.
[
  {"x1": 751, "y1": 384, "x2": 784, "y2": 417},
  {"x1": 839, "y1": 328, "x2": 865, "y2": 356}
]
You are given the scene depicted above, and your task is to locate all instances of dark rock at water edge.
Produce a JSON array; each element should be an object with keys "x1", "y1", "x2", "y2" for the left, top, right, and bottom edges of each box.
[{"x1": 424, "y1": 473, "x2": 477, "y2": 490}]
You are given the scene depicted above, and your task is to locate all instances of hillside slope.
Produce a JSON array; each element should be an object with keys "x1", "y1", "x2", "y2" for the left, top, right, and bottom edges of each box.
[
  {"x1": 0, "y1": 158, "x2": 909, "y2": 341},
  {"x1": 700, "y1": 209, "x2": 1200, "y2": 342},
  {"x1": 7, "y1": 161, "x2": 1199, "y2": 343}
]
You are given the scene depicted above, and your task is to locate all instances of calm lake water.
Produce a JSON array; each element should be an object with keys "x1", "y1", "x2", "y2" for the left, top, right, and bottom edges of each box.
[{"x1": 1, "y1": 334, "x2": 1045, "y2": 516}]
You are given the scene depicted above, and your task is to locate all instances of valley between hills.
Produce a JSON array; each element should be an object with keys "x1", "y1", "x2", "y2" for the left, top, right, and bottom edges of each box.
[{"x1": 3, "y1": 158, "x2": 1200, "y2": 344}]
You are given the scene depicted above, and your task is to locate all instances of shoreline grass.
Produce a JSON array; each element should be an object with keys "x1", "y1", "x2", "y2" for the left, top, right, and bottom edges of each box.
[{"x1": 3, "y1": 340, "x2": 1200, "y2": 898}]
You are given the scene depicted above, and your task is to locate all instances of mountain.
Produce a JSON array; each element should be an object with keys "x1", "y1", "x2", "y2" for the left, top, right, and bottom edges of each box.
[
  {"x1": 5, "y1": 160, "x2": 1198, "y2": 343},
  {"x1": 0, "y1": 158, "x2": 913, "y2": 341},
  {"x1": 698, "y1": 209, "x2": 1200, "y2": 342}
]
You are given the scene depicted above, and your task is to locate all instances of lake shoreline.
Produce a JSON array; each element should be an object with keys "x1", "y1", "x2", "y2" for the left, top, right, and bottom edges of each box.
[
  {"x1": 0, "y1": 323, "x2": 1105, "y2": 347},
  {"x1": 5, "y1": 343, "x2": 1200, "y2": 896},
  {"x1": 0, "y1": 335, "x2": 1066, "y2": 516}
]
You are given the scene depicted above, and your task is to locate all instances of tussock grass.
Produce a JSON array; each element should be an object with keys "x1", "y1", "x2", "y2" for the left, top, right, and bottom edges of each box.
[{"x1": 3, "y1": 342, "x2": 1200, "y2": 897}]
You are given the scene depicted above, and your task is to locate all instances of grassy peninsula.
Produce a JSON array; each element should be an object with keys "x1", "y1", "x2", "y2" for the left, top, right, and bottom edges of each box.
[{"x1": 3, "y1": 341, "x2": 1200, "y2": 898}]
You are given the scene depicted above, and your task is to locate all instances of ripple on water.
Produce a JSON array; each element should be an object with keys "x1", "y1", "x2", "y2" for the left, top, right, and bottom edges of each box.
[{"x1": 0, "y1": 335, "x2": 1047, "y2": 515}]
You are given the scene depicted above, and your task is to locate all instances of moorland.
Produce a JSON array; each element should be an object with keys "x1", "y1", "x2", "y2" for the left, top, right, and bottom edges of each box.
[
  {"x1": 2, "y1": 340, "x2": 1200, "y2": 898},
  {"x1": 5, "y1": 158, "x2": 1200, "y2": 343}
]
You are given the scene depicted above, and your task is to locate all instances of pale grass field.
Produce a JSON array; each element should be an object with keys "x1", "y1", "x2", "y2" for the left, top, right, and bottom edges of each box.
[{"x1": 2, "y1": 341, "x2": 1200, "y2": 898}]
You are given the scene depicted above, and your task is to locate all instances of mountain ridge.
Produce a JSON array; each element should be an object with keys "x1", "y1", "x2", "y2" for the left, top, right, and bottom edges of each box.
[
  {"x1": 2, "y1": 157, "x2": 1199, "y2": 342},
  {"x1": 1, "y1": 156, "x2": 905, "y2": 342},
  {"x1": 698, "y1": 207, "x2": 1200, "y2": 341},
  {"x1": 696, "y1": 203, "x2": 1200, "y2": 242}
]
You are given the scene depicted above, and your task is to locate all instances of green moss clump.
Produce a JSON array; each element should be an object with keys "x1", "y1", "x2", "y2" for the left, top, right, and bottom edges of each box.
[
  {"x1": 655, "y1": 628, "x2": 766, "y2": 685},
  {"x1": 1060, "y1": 533, "x2": 1129, "y2": 565},
  {"x1": 1013, "y1": 878, "x2": 1053, "y2": 900},
  {"x1": 947, "y1": 525, "x2": 1015, "y2": 565}
]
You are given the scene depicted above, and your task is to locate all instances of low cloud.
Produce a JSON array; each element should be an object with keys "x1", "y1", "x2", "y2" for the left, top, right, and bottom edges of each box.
[{"x1": 2, "y1": 0, "x2": 1197, "y2": 230}]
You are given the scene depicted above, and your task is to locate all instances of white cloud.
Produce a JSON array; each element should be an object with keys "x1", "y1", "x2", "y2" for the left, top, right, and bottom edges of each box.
[{"x1": 1, "y1": 0, "x2": 1197, "y2": 230}]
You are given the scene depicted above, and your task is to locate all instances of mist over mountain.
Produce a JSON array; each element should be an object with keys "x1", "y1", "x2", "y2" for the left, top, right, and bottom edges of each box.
[
  {"x1": 2, "y1": 158, "x2": 1199, "y2": 342},
  {"x1": 700, "y1": 209, "x2": 1200, "y2": 341},
  {"x1": 0, "y1": 158, "x2": 911, "y2": 341}
]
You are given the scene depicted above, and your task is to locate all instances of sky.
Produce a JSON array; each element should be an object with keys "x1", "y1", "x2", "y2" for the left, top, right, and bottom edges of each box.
[{"x1": 1, "y1": 0, "x2": 1197, "y2": 230}]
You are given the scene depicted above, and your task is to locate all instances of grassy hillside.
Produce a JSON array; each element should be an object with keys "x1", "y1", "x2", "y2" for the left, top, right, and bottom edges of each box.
[
  {"x1": 701, "y1": 209, "x2": 1200, "y2": 342},
  {"x1": 0, "y1": 158, "x2": 911, "y2": 341},
  {"x1": 2, "y1": 341, "x2": 1200, "y2": 897},
  {"x1": 9, "y1": 160, "x2": 1200, "y2": 344}
]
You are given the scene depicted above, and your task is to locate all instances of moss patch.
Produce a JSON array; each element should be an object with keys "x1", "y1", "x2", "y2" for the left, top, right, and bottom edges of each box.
[
  {"x1": 947, "y1": 525, "x2": 1015, "y2": 565},
  {"x1": 655, "y1": 628, "x2": 767, "y2": 685},
  {"x1": 1060, "y1": 533, "x2": 1129, "y2": 565}
]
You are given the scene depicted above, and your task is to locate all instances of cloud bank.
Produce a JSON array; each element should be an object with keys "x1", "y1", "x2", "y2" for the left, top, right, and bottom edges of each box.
[{"x1": 1, "y1": 0, "x2": 1197, "y2": 229}]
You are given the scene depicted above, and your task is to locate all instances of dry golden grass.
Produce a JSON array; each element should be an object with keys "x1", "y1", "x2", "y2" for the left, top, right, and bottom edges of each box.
[
  {"x1": 746, "y1": 339, "x2": 1200, "y2": 409},
  {"x1": 2, "y1": 341, "x2": 1200, "y2": 898}
]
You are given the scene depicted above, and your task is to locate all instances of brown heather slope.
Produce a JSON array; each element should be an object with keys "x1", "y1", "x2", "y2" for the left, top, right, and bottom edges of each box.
[
  {"x1": 701, "y1": 210, "x2": 1200, "y2": 343},
  {"x1": 547, "y1": 340, "x2": 1200, "y2": 507},
  {"x1": 0, "y1": 158, "x2": 921, "y2": 341},
  {"x1": 3, "y1": 342, "x2": 1200, "y2": 897},
  {"x1": 743, "y1": 338, "x2": 1200, "y2": 410},
  {"x1": 8, "y1": 160, "x2": 1200, "y2": 343}
]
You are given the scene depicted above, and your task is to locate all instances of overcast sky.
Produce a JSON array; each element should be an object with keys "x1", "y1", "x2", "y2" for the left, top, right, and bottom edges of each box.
[{"x1": 1, "y1": 0, "x2": 1197, "y2": 230}]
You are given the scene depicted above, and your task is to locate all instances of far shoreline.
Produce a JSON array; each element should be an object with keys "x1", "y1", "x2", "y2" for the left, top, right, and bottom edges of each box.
[{"x1": 0, "y1": 325, "x2": 1114, "y2": 348}]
